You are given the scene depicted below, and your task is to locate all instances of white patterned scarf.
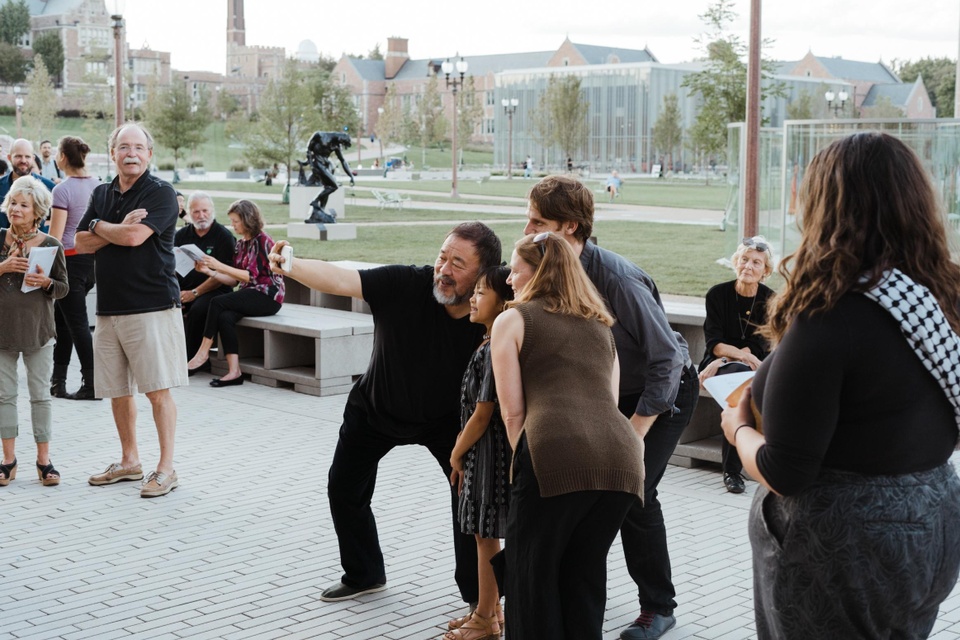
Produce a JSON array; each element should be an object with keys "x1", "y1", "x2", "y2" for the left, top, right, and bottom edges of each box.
[{"x1": 861, "y1": 268, "x2": 960, "y2": 443}]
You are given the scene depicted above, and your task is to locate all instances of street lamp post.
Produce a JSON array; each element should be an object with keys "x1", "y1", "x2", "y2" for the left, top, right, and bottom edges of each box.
[
  {"x1": 108, "y1": 0, "x2": 126, "y2": 128},
  {"x1": 441, "y1": 56, "x2": 468, "y2": 198},
  {"x1": 825, "y1": 90, "x2": 848, "y2": 118},
  {"x1": 501, "y1": 97, "x2": 518, "y2": 179},
  {"x1": 13, "y1": 85, "x2": 22, "y2": 137}
]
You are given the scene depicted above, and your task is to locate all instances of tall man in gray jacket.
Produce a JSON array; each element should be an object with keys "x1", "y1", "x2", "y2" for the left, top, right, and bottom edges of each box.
[{"x1": 524, "y1": 175, "x2": 699, "y2": 640}]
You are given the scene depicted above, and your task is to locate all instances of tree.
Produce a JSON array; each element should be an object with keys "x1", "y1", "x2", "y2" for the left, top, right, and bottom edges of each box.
[
  {"x1": 682, "y1": 0, "x2": 785, "y2": 160},
  {"x1": 23, "y1": 55, "x2": 57, "y2": 142},
  {"x1": 895, "y1": 57, "x2": 955, "y2": 117},
  {"x1": 651, "y1": 94, "x2": 683, "y2": 171},
  {"x1": 862, "y1": 95, "x2": 904, "y2": 118},
  {"x1": 375, "y1": 84, "x2": 402, "y2": 149},
  {"x1": 306, "y1": 67, "x2": 358, "y2": 134},
  {"x1": 32, "y1": 32, "x2": 64, "y2": 86},
  {"x1": 0, "y1": 41, "x2": 26, "y2": 85},
  {"x1": 420, "y1": 74, "x2": 447, "y2": 150},
  {"x1": 234, "y1": 57, "x2": 324, "y2": 187},
  {"x1": 532, "y1": 75, "x2": 589, "y2": 164},
  {"x1": 146, "y1": 82, "x2": 213, "y2": 171},
  {"x1": 367, "y1": 43, "x2": 383, "y2": 61},
  {"x1": 0, "y1": 0, "x2": 29, "y2": 46},
  {"x1": 216, "y1": 88, "x2": 239, "y2": 120},
  {"x1": 457, "y1": 76, "x2": 483, "y2": 149}
]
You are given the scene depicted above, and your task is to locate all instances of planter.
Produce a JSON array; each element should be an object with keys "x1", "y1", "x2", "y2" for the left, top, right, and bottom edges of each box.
[{"x1": 226, "y1": 171, "x2": 250, "y2": 179}]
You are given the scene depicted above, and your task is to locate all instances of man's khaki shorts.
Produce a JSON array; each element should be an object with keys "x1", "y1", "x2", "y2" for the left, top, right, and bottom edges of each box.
[{"x1": 94, "y1": 307, "x2": 188, "y2": 398}]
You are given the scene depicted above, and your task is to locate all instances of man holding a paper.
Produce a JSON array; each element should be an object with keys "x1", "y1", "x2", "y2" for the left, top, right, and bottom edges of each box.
[
  {"x1": 174, "y1": 193, "x2": 236, "y2": 361},
  {"x1": 75, "y1": 123, "x2": 186, "y2": 499}
]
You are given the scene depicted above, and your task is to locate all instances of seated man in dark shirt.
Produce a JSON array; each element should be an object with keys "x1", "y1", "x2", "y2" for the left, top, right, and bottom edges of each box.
[
  {"x1": 174, "y1": 192, "x2": 237, "y2": 362},
  {"x1": 267, "y1": 222, "x2": 502, "y2": 608}
]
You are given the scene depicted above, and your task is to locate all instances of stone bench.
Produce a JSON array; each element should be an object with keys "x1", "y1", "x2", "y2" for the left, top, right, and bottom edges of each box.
[{"x1": 210, "y1": 303, "x2": 374, "y2": 397}]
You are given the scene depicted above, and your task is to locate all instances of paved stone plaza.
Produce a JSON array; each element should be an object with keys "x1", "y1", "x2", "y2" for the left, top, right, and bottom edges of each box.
[{"x1": 1, "y1": 361, "x2": 958, "y2": 639}]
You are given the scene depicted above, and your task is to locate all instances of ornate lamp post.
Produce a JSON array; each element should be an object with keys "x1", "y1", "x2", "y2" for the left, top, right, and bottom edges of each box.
[
  {"x1": 441, "y1": 56, "x2": 468, "y2": 197},
  {"x1": 108, "y1": 0, "x2": 126, "y2": 128},
  {"x1": 13, "y1": 85, "x2": 22, "y2": 137},
  {"x1": 501, "y1": 97, "x2": 518, "y2": 179},
  {"x1": 825, "y1": 90, "x2": 848, "y2": 117}
]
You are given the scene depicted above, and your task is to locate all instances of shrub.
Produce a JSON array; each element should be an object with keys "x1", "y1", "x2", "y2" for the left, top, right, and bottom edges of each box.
[
  {"x1": 229, "y1": 160, "x2": 248, "y2": 172},
  {"x1": 157, "y1": 161, "x2": 175, "y2": 170},
  {"x1": 187, "y1": 158, "x2": 204, "y2": 169}
]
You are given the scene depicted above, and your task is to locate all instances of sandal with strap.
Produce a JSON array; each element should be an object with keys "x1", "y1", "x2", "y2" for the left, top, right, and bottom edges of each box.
[
  {"x1": 449, "y1": 603, "x2": 503, "y2": 631},
  {"x1": 36, "y1": 460, "x2": 60, "y2": 486},
  {"x1": 0, "y1": 457, "x2": 17, "y2": 486},
  {"x1": 443, "y1": 612, "x2": 500, "y2": 640}
]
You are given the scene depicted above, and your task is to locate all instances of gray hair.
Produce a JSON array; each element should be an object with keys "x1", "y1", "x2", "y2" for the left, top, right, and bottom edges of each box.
[
  {"x1": 2, "y1": 175, "x2": 52, "y2": 228},
  {"x1": 731, "y1": 235, "x2": 775, "y2": 279},
  {"x1": 186, "y1": 191, "x2": 215, "y2": 215},
  {"x1": 108, "y1": 123, "x2": 154, "y2": 152}
]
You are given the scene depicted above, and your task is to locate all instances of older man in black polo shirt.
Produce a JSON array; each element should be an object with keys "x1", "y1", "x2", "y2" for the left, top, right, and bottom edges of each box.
[{"x1": 75, "y1": 123, "x2": 186, "y2": 499}]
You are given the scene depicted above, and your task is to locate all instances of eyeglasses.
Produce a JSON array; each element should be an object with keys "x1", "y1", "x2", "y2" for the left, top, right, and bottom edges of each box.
[
  {"x1": 533, "y1": 231, "x2": 549, "y2": 257},
  {"x1": 741, "y1": 237, "x2": 769, "y2": 253}
]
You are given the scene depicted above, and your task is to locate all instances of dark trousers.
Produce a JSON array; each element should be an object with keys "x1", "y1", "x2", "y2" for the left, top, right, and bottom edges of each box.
[
  {"x1": 53, "y1": 254, "x2": 95, "y2": 370},
  {"x1": 327, "y1": 400, "x2": 480, "y2": 602},
  {"x1": 617, "y1": 365, "x2": 699, "y2": 616},
  {"x1": 714, "y1": 362, "x2": 751, "y2": 476},
  {"x1": 504, "y1": 437, "x2": 637, "y2": 640},
  {"x1": 182, "y1": 288, "x2": 229, "y2": 357},
  {"x1": 202, "y1": 288, "x2": 280, "y2": 355}
]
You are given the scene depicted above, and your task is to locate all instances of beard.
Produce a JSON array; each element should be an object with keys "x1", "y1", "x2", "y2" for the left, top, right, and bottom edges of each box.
[
  {"x1": 193, "y1": 219, "x2": 214, "y2": 231},
  {"x1": 433, "y1": 277, "x2": 469, "y2": 306}
]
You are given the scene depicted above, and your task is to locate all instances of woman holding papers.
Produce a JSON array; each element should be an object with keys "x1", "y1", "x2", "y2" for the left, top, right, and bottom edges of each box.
[
  {"x1": 698, "y1": 236, "x2": 774, "y2": 493},
  {"x1": 0, "y1": 176, "x2": 68, "y2": 486},
  {"x1": 186, "y1": 200, "x2": 284, "y2": 387},
  {"x1": 47, "y1": 136, "x2": 100, "y2": 400},
  {"x1": 721, "y1": 132, "x2": 960, "y2": 638}
]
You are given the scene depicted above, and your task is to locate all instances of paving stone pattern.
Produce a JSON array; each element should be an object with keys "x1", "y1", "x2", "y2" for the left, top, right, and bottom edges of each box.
[{"x1": 1, "y1": 362, "x2": 958, "y2": 639}]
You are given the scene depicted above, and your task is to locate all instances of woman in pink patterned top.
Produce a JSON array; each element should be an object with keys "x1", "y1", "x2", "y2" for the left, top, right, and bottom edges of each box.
[{"x1": 186, "y1": 200, "x2": 284, "y2": 387}]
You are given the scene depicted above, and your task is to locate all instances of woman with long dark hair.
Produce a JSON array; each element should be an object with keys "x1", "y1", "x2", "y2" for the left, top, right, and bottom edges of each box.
[{"x1": 722, "y1": 132, "x2": 960, "y2": 638}]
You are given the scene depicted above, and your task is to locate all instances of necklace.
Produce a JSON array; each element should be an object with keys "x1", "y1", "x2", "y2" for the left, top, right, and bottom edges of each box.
[
  {"x1": 736, "y1": 290, "x2": 758, "y2": 340},
  {"x1": 482, "y1": 333, "x2": 491, "y2": 341}
]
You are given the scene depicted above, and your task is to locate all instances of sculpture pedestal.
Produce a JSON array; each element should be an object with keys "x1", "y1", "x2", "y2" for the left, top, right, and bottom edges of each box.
[
  {"x1": 289, "y1": 186, "x2": 346, "y2": 220},
  {"x1": 287, "y1": 222, "x2": 357, "y2": 241}
]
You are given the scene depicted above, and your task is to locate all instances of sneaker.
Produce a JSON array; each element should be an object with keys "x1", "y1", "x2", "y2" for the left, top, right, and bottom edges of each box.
[
  {"x1": 319, "y1": 581, "x2": 387, "y2": 602},
  {"x1": 140, "y1": 470, "x2": 179, "y2": 498},
  {"x1": 723, "y1": 472, "x2": 746, "y2": 494},
  {"x1": 620, "y1": 611, "x2": 677, "y2": 640},
  {"x1": 89, "y1": 463, "x2": 143, "y2": 486}
]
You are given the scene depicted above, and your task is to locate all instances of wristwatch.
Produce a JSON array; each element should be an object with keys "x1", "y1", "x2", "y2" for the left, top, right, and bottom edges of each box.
[
  {"x1": 88, "y1": 218, "x2": 101, "y2": 234},
  {"x1": 192, "y1": 289, "x2": 199, "y2": 298}
]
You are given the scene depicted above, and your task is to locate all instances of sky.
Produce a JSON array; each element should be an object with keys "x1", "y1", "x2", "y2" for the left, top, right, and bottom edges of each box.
[{"x1": 122, "y1": 0, "x2": 960, "y2": 75}]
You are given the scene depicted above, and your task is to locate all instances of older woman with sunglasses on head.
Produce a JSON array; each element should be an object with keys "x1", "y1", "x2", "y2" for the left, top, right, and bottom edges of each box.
[
  {"x1": 698, "y1": 236, "x2": 775, "y2": 493},
  {"x1": 493, "y1": 231, "x2": 644, "y2": 640}
]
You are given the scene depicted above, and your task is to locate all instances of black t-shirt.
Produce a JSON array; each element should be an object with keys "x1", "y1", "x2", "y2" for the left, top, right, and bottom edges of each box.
[
  {"x1": 78, "y1": 171, "x2": 180, "y2": 315},
  {"x1": 350, "y1": 265, "x2": 484, "y2": 437},
  {"x1": 753, "y1": 293, "x2": 958, "y2": 495},
  {"x1": 175, "y1": 220, "x2": 237, "y2": 292}
]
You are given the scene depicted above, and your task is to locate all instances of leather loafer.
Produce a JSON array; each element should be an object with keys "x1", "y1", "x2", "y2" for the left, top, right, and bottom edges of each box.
[
  {"x1": 209, "y1": 376, "x2": 243, "y2": 387},
  {"x1": 723, "y1": 472, "x2": 746, "y2": 494}
]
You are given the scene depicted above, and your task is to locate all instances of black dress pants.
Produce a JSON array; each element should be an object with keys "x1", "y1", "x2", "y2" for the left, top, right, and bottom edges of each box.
[
  {"x1": 326, "y1": 400, "x2": 480, "y2": 602},
  {"x1": 504, "y1": 436, "x2": 637, "y2": 640},
  {"x1": 182, "y1": 288, "x2": 229, "y2": 357},
  {"x1": 53, "y1": 254, "x2": 95, "y2": 370},
  {"x1": 202, "y1": 288, "x2": 280, "y2": 355},
  {"x1": 617, "y1": 365, "x2": 699, "y2": 615}
]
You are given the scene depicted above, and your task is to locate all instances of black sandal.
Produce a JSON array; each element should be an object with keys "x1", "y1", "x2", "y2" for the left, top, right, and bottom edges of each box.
[
  {"x1": 36, "y1": 460, "x2": 59, "y2": 486},
  {"x1": 0, "y1": 457, "x2": 17, "y2": 486}
]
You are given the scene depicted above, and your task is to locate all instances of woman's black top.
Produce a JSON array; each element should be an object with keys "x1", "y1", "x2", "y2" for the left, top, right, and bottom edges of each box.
[{"x1": 700, "y1": 279, "x2": 774, "y2": 369}]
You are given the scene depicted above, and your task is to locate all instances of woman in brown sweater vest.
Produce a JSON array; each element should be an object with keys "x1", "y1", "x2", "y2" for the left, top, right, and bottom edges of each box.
[{"x1": 491, "y1": 231, "x2": 644, "y2": 639}]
